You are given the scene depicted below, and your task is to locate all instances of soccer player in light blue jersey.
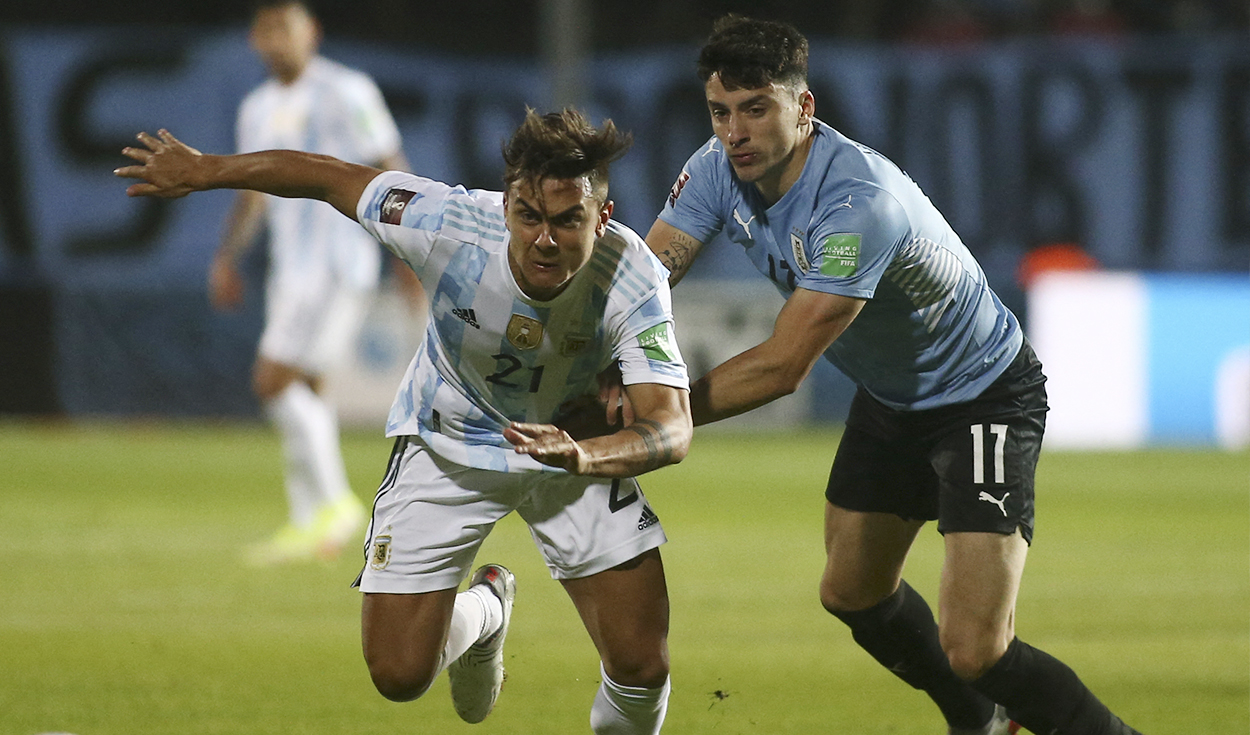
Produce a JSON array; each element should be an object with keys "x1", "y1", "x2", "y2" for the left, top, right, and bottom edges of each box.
[
  {"x1": 644, "y1": 15, "x2": 1142, "y2": 735},
  {"x1": 118, "y1": 109, "x2": 691, "y2": 734},
  {"x1": 212, "y1": 0, "x2": 409, "y2": 566}
]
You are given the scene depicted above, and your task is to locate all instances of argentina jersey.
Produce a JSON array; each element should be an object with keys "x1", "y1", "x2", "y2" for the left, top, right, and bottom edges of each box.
[
  {"x1": 660, "y1": 121, "x2": 1021, "y2": 411},
  {"x1": 238, "y1": 57, "x2": 400, "y2": 291},
  {"x1": 358, "y1": 171, "x2": 689, "y2": 473}
]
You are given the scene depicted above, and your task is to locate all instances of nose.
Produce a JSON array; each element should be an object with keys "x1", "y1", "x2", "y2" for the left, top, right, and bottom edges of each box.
[
  {"x1": 724, "y1": 115, "x2": 748, "y2": 146},
  {"x1": 533, "y1": 223, "x2": 558, "y2": 249}
]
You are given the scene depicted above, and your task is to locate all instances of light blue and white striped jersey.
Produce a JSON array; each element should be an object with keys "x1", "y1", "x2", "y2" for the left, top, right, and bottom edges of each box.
[
  {"x1": 239, "y1": 56, "x2": 402, "y2": 291},
  {"x1": 659, "y1": 120, "x2": 1021, "y2": 411},
  {"x1": 357, "y1": 171, "x2": 689, "y2": 473}
]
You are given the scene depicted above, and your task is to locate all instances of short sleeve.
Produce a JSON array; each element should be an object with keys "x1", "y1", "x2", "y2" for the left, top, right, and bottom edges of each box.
[
  {"x1": 656, "y1": 137, "x2": 729, "y2": 244},
  {"x1": 613, "y1": 291, "x2": 689, "y2": 390},
  {"x1": 798, "y1": 187, "x2": 912, "y2": 300}
]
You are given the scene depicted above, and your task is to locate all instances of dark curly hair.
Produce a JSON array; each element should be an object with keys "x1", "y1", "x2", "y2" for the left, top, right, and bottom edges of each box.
[
  {"x1": 501, "y1": 108, "x2": 633, "y2": 202},
  {"x1": 697, "y1": 14, "x2": 809, "y2": 92}
]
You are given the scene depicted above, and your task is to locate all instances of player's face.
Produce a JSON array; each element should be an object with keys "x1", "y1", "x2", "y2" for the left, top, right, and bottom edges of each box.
[
  {"x1": 504, "y1": 176, "x2": 612, "y2": 302},
  {"x1": 249, "y1": 3, "x2": 320, "y2": 84},
  {"x1": 705, "y1": 74, "x2": 815, "y2": 200}
]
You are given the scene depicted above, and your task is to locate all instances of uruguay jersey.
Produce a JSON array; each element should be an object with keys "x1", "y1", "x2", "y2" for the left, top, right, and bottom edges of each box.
[
  {"x1": 239, "y1": 56, "x2": 402, "y2": 291},
  {"x1": 659, "y1": 120, "x2": 1021, "y2": 411},
  {"x1": 357, "y1": 171, "x2": 689, "y2": 473}
]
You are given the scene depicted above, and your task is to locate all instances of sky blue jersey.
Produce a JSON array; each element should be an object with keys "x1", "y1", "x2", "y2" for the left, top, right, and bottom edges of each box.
[
  {"x1": 358, "y1": 171, "x2": 689, "y2": 472},
  {"x1": 659, "y1": 121, "x2": 1022, "y2": 411}
]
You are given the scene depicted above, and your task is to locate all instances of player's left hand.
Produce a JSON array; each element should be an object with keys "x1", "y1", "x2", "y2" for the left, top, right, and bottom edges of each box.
[
  {"x1": 504, "y1": 422, "x2": 589, "y2": 474},
  {"x1": 114, "y1": 129, "x2": 204, "y2": 199}
]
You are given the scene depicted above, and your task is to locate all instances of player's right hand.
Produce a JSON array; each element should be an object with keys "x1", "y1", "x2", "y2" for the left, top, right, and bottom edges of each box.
[{"x1": 114, "y1": 129, "x2": 204, "y2": 199}]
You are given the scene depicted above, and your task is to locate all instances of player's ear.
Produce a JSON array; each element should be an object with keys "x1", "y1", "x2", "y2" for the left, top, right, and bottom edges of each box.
[
  {"x1": 596, "y1": 200, "x2": 613, "y2": 236},
  {"x1": 798, "y1": 88, "x2": 815, "y2": 124}
]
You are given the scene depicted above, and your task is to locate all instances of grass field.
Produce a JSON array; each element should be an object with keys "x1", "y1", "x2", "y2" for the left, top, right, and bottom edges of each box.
[{"x1": 1, "y1": 419, "x2": 1246, "y2": 734}]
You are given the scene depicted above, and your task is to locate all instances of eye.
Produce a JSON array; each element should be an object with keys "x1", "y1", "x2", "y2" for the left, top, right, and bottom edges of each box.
[{"x1": 518, "y1": 210, "x2": 541, "y2": 224}]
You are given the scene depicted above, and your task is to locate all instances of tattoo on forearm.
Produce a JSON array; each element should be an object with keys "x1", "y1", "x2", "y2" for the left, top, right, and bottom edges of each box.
[{"x1": 625, "y1": 418, "x2": 673, "y2": 465}]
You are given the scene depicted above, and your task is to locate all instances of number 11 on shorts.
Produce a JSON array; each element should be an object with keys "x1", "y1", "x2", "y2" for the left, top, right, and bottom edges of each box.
[{"x1": 970, "y1": 423, "x2": 1008, "y2": 484}]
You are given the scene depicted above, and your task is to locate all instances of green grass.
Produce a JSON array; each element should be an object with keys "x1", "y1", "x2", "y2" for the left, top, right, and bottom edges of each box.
[{"x1": 1, "y1": 420, "x2": 1246, "y2": 734}]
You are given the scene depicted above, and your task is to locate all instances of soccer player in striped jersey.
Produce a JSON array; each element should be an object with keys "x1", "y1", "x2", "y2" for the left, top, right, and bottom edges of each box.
[
  {"x1": 117, "y1": 109, "x2": 690, "y2": 733},
  {"x1": 643, "y1": 14, "x2": 1143, "y2": 735},
  {"x1": 213, "y1": 0, "x2": 408, "y2": 566}
]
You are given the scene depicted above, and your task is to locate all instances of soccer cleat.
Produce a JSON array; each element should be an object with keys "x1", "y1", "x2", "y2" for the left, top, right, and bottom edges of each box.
[
  {"x1": 448, "y1": 564, "x2": 516, "y2": 723},
  {"x1": 311, "y1": 493, "x2": 367, "y2": 560},
  {"x1": 949, "y1": 705, "x2": 1020, "y2": 735},
  {"x1": 243, "y1": 523, "x2": 319, "y2": 566}
]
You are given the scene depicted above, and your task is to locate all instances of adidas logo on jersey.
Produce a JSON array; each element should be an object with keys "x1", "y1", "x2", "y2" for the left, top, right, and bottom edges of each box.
[
  {"x1": 637, "y1": 504, "x2": 659, "y2": 531},
  {"x1": 452, "y1": 308, "x2": 480, "y2": 329}
]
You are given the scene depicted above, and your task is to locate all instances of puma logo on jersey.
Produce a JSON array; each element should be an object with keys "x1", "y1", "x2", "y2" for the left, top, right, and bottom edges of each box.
[
  {"x1": 732, "y1": 208, "x2": 756, "y2": 239},
  {"x1": 978, "y1": 491, "x2": 1009, "y2": 516},
  {"x1": 452, "y1": 307, "x2": 480, "y2": 329}
]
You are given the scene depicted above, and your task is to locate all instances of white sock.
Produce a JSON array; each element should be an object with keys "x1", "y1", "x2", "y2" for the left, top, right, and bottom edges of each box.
[
  {"x1": 589, "y1": 663, "x2": 670, "y2": 735},
  {"x1": 265, "y1": 382, "x2": 353, "y2": 526},
  {"x1": 436, "y1": 587, "x2": 503, "y2": 674},
  {"x1": 265, "y1": 382, "x2": 319, "y2": 527}
]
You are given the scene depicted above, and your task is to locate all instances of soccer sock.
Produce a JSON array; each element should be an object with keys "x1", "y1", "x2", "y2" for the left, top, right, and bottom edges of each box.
[
  {"x1": 266, "y1": 381, "x2": 354, "y2": 519},
  {"x1": 589, "y1": 663, "x2": 670, "y2": 735},
  {"x1": 971, "y1": 637, "x2": 1143, "y2": 735},
  {"x1": 435, "y1": 587, "x2": 502, "y2": 675},
  {"x1": 265, "y1": 382, "x2": 321, "y2": 527},
  {"x1": 830, "y1": 580, "x2": 996, "y2": 730}
]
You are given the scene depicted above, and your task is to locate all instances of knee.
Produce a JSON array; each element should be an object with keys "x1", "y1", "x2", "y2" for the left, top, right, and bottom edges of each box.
[
  {"x1": 366, "y1": 657, "x2": 439, "y2": 703},
  {"x1": 940, "y1": 633, "x2": 1008, "y2": 682},
  {"x1": 819, "y1": 574, "x2": 888, "y2": 616},
  {"x1": 603, "y1": 651, "x2": 670, "y2": 690}
]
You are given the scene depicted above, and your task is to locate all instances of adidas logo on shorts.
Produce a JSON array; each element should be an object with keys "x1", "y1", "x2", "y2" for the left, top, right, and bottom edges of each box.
[
  {"x1": 452, "y1": 308, "x2": 480, "y2": 329},
  {"x1": 637, "y1": 504, "x2": 659, "y2": 531}
]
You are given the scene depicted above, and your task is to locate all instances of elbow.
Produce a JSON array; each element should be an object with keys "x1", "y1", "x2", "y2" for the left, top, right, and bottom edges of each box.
[
  {"x1": 669, "y1": 425, "x2": 692, "y2": 466},
  {"x1": 770, "y1": 366, "x2": 808, "y2": 399}
]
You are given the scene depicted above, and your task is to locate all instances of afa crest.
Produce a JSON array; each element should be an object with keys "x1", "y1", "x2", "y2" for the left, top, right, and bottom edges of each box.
[
  {"x1": 369, "y1": 535, "x2": 393, "y2": 571},
  {"x1": 506, "y1": 314, "x2": 544, "y2": 350}
]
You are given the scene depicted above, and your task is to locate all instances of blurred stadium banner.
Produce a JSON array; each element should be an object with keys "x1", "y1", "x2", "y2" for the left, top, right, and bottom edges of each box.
[
  {"x1": 1029, "y1": 271, "x2": 1250, "y2": 449},
  {"x1": 0, "y1": 28, "x2": 1245, "y2": 438}
]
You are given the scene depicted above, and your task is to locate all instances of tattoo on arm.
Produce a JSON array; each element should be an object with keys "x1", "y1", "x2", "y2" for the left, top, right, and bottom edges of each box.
[
  {"x1": 625, "y1": 418, "x2": 673, "y2": 466},
  {"x1": 656, "y1": 230, "x2": 700, "y2": 285}
]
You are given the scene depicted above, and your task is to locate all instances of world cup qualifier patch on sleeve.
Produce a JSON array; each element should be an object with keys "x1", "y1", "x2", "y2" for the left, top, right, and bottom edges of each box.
[
  {"x1": 637, "y1": 323, "x2": 678, "y2": 362},
  {"x1": 819, "y1": 233, "x2": 862, "y2": 277}
]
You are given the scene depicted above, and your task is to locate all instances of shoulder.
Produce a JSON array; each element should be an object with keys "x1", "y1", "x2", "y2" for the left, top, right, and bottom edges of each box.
[
  {"x1": 362, "y1": 172, "x2": 504, "y2": 234},
  {"x1": 308, "y1": 57, "x2": 383, "y2": 97},
  {"x1": 587, "y1": 221, "x2": 671, "y2": 297}
]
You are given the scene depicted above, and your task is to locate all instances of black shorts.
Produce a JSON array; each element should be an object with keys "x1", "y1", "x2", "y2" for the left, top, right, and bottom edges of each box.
[{"x1": 825, "y1": 340, "x2": 1048, "y2": 543}]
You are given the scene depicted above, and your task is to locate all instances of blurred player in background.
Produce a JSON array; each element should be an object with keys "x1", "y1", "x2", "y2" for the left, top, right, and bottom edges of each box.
[
  {"x1": 118, "y1": 108, "x2": 691, "y2": 733},
  {"x1": 643, "y1": 14, "x2": 1142, "y2": 735},
  {"x1": 212, "y1": 0, "x2": 409, "y2": 565}
]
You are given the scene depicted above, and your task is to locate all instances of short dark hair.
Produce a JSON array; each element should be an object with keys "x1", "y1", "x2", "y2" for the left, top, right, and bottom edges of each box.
[
  {"x1": 697, "y1": 14, "x2": 809, "y2": 92},
  {"x1": 501, "y1": 108, "x2": 633, "y2": 201}
]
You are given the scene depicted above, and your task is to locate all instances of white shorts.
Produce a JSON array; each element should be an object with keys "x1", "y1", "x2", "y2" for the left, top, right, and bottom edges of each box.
[
  {"x1": 259, "y1": 276, "x2": 372, "y2": 376},
  {"x1": 355, "y1": 437, "x2": 668, "y2": 594}
]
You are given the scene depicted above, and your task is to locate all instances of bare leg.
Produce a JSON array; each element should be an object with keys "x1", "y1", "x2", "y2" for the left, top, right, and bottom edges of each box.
[
  {"x1": 562, "y1": 549, "x2": 670, "y2": 734},
  {"x1": 819, "y1": 502, "x2": 923, "y2": 611},
  {"x1": 939, "y1": 530, "x2": 1026, "y2": 680},
  {"x1": 361, "y1": 589, "x2": 458, "y2": 702}
]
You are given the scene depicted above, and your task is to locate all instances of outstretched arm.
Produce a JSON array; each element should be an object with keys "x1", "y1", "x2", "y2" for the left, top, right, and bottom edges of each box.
[
  {"x1": 115, "y1": 129, "x2": 382, "y2": 221},
  {"x1": 689, "y1": 287, "x2": 865, "y2": 426},
  {"x1": 504, "y1": 382, "x2": 692, "y2": 478}
]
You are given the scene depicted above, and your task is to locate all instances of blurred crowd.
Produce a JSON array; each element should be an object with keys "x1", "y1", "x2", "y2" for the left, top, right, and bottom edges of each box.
[{"x1": 1, "y1": 0, "x2": 1246, "y2": 53}]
